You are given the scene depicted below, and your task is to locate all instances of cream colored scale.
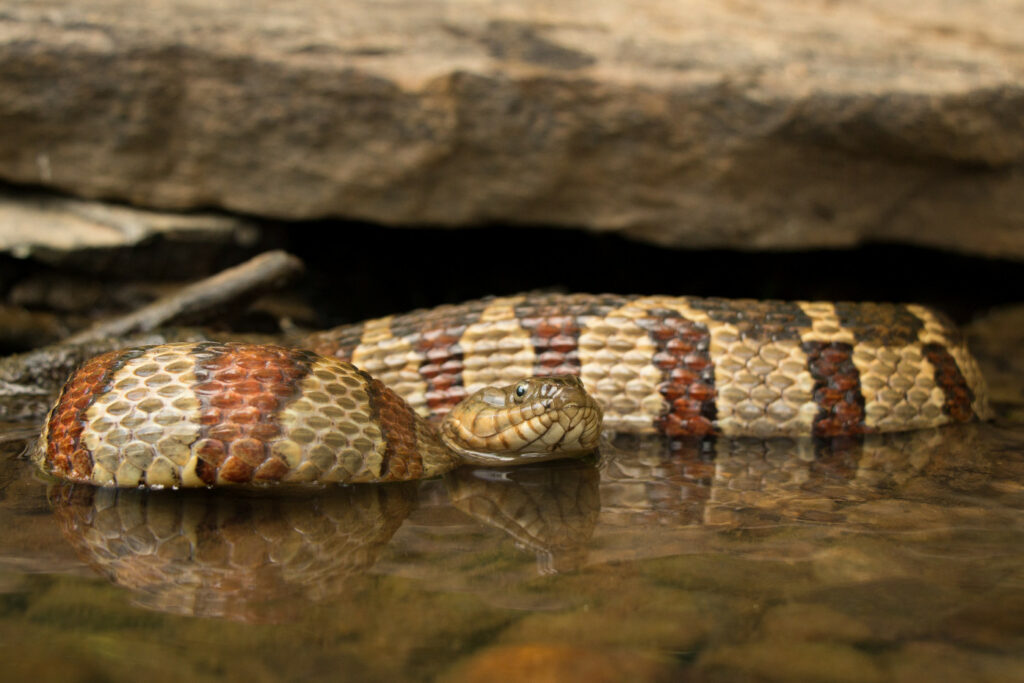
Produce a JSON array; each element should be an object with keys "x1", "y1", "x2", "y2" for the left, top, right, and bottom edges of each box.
[
  {"x1": 459, "y1": 296, "x2": 536, "y2": 396},
  {"x1": 351, "y1": 315, "x2": 429, "y2": 416},
  {"x1": 577, "y1": 296, "x2": 823, "y2": 436},
  {"x1": 578, "y1": 299, "x2": 665, "y2": 433},
  {"x1": 908, "y1": 304, "x2": 991, "y2": 420},
  {"x1": 80, "y1": 347, "x2": 204, "y2": 487}
]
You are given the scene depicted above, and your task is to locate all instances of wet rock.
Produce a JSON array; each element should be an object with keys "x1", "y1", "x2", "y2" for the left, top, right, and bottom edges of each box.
[
  {"x1": 841, "y1": 499, "x2": 954, "y2": 531},
  {"x1": 639, "y1": 549, "x2": 819, "y2": 602},
  {"x1": 495, "y1": 582, "x2": 720, "y2": 654},
  {"x1": 886, "y1": 641, "x2": 1024, "y2": 683},
  {"x1": 1, "y1": 2, "x2": 1023, "y2": 257},
  {"x1": 0, "y1": 624, "x2": 109, "y2": 683},
  {"x1": 810, "y1": 542, "x2": 921, "y2": 587},
  {"x1": 442, "y1": 643, "x2": 677, "y2": 683},
  {"x1": 938, "y1": 592, "x2": 1024, "y2": 653},
  {"x1": 801, "y1": 577, "x2": 967, "y2": 643},
  {"x1": 758, "y1": 603, "x2": 874, "y2": 644},
  {"x1": 697, "y1": 640, "x2": 884, "y2": 683}
]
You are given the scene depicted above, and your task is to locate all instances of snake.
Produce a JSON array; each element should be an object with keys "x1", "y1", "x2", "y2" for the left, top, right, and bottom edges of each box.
[
  {"x1": 35, "y1": 342, "x2": 602, "y2": 487},
  {"x1": 34, "y1": 293, "x2": 990, "y2": 488}
]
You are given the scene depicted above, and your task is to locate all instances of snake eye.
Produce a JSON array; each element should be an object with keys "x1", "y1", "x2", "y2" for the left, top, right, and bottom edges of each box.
[{"x1": 514, "y1": 382, "x2": 527, "y2": 398}]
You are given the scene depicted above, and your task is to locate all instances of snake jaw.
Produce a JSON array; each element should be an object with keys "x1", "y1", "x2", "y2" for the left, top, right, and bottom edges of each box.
[{"x1": 440, "y1": 376, "x2": 603, "y2": 466}]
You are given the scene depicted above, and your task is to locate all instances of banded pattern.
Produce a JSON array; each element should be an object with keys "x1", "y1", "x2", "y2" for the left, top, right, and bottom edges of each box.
[
  {"x1": 43, "y1": 348, "x2": 147, "y2": 481},
  {"x1": 37, "y1": 342, "x2": 457, "y2": 487},
  {"x1": 306, "y1": 293, "x2": 991, "y2": 437}
]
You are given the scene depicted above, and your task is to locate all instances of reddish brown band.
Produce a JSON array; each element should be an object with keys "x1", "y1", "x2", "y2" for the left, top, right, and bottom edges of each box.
[
  {"x1": 393, "y1": 301, "x2": 491, "y2": 416},
  {"x1": 637, "y1": 311, "x2": 717, "y2": 437},
  {"x1": 44, "y1": 348, "x2": 145, "y2": 481},
  {"x1": 804, "y1": 342, "x2": 871, "y2": 437},
  {"x1": 310, "y1": 322, "x2": 362, "y2": 363},
  {"x1": 191, "y1": 343, "x2": 314, "y2": 484},
  {"x1": 923, "y1": 343, "x2": 975, "y2": 423},
  {"x1": 521, "y1": 314, "x2": 581, "y2": 376},
  {"x1": 361, "y1": 372, "x2": 423, "y2": 481}
]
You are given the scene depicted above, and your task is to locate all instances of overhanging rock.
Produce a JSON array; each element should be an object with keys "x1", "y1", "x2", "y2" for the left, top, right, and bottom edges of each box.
[{"x1": 1, "y1": 1, "x2": 1022, "y2": 257}]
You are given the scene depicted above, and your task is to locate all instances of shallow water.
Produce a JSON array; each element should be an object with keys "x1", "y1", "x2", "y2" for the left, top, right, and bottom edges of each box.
[{"x1": 1, "y1": 420, "x2": 1022, "y2": 682}]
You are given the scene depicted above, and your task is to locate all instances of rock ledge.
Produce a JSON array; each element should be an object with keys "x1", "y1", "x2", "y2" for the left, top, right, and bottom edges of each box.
[{"x1": 1, "y1": 1, "x2": 1023, "y2": 256}]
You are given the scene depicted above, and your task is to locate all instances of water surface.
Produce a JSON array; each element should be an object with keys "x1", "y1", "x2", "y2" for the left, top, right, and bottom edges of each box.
[{"x1": 1, "y1": 421, "x2": 1022, "y2": 682}]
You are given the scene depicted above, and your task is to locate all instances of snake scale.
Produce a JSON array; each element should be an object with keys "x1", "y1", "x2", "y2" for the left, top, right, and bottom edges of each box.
[{"x1": 36, "y1": 293, "x2": 991, "y2": 488}]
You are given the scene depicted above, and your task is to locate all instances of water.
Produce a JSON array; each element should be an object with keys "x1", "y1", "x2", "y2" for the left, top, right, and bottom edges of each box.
[{"x1": 1, "y1": 420, "x2": 1022, "y2": 682}]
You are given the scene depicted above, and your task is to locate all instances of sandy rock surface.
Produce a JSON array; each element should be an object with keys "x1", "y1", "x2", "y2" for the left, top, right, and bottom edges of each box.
[{"x1": 1, "y1": 1, "x2": 1022, "y2": 256}]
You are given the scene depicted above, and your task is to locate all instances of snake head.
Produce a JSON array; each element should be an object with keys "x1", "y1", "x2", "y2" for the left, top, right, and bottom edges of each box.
[{"x1": 440, "y1": 376, "x2": 603, "y2": 466}]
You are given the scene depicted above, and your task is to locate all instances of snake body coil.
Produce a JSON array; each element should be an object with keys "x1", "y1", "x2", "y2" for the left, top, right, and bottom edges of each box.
[
  {"x1": 36, "y1": 342, "x2": 601, "y2": 487},
  {"x1": 37, "y1": 293, "x2": 990, "y2": 487},
  {"x1": 306, "y1": 293, "x2": 990, "y2": 436}
]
